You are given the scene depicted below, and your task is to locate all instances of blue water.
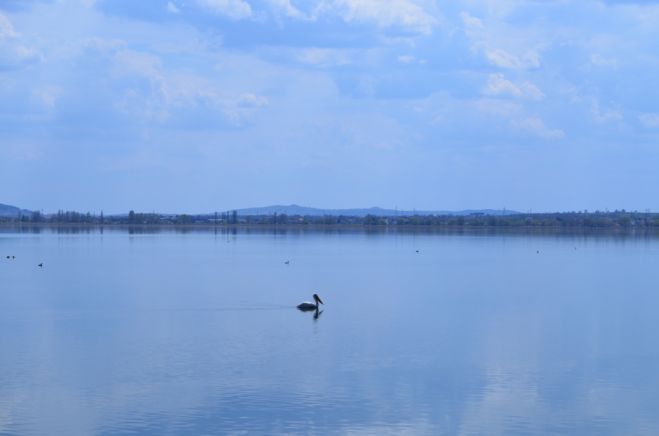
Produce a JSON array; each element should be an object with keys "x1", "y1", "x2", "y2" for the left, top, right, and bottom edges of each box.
[{"x1": 1, "y1": 228, "x2": 659, "y2": 435}]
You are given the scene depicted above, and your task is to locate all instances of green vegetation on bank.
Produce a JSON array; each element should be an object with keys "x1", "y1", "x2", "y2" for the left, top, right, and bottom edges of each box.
[{"x1": 2, "y1": 209, "x2": 659, "y2": 229}]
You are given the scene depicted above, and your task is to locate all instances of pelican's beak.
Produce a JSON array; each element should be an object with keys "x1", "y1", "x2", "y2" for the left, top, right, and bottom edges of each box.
[{"x1": 317, "y1": 295, "x2": 324, "y2": 305}]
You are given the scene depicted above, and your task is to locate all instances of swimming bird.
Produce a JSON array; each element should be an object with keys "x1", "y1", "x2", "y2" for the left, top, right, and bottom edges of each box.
[
  {"x1": 38, "y1": 263, "x2": 43, "y2": 267},
  {"x1": 297, "y1": 293, "x2": 324, "y2": 311},
  {"x1": 284, "y1": 260, "x2": 290, "y2": 265}
]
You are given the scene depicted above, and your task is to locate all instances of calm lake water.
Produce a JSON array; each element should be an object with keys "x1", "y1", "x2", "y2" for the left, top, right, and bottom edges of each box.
[{"x1": 1, "y1": 227, "x2": 659, "y2": 435}]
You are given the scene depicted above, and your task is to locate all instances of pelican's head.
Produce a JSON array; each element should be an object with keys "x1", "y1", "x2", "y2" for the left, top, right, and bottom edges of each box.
[{"x1": 313, "y1": 293, "x2": 324, "y2": 305}]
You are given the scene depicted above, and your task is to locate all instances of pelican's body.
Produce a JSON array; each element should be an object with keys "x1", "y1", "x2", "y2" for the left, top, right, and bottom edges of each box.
[{"x1": 297, "y1": 293, "x2": 324, "y2": 311}]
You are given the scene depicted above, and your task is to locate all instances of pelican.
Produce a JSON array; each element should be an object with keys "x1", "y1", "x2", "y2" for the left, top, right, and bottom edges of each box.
[{"x1": 297, "y1": 293, "x2": 324, "y2": 311}]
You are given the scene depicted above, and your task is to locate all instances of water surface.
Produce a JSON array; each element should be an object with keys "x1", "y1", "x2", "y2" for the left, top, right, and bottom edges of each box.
[{"x1": 1, "y1": 228, "x2": 658, "y2": 435}]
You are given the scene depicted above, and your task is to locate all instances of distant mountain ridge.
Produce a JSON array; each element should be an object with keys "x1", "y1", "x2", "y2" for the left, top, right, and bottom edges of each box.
[
  {"x1": 232, "y1": 204, "x2": 519, "y2": 217},
  {"x1": 0, "y1": 203, "x2": 32, "y2": 218},
  {"x1": 1, "y1": 202, "x2": 519, "y2": 218}
]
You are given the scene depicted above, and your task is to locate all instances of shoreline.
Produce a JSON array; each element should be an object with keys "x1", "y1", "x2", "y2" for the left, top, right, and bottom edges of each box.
[{"x1": 2, "y1": 222, "x2": 659, "y2": 237}]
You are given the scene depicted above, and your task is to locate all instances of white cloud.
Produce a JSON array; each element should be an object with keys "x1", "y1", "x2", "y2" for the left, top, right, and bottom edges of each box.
[
  {"x1": 474, "y1": 98, "x2": 521, "y2": 117},
  {"x1": 0, "y1": 141, "x2": 42, "y2": 161},
  {"x1": 486, "y1": 48, "x2": 540, "y2": 70},
  {"x1": 238, "y1": 93, "x2": 269, "y2": 107},
  {"x1": 0, "y1": 13, "x2": 17, "y2": 40},
  {"x1": 591, "y1": 99, "x2": 623, "y2": 124},
  {"x1": 294, "y1": 47, "x2": 352, "y2": 67},
  {"x1": 559, "y1": 84, "x2": 584, "y2": 104},
  {"x1": 461, "y1": 11, "x2": 483, "y2": 32},
  {"x1": 0, "y1": 43, "x2": 40, "y2": 68},
  {"x1": 32, "y1": 85, "x2": 63, "y2": 109},
  {"x1": 114, "y1": 49, "x2": 163, "y2": 81},
  {"x1": 110, "y1": 48, "x2": 269, "y2": 126},
  {"x1": 590, "y1": 53, "x2": 618, "y2": 68},
  {"x1": 167, "y1": 1, "x2": 181, "y2": 14},
  {"x1": 461, "y1": 11, "x2": 542, "y2": 70},
  {"x1": 484, "y1": 73, "x2": 545, "y2": 100},
  {"x1": 639, "y1": 113, "x2": 659, "y2": 128},
  {"x1": 397, "y1": 54, "x2": 415, "y2": 64},
  {"x1": 198, "y1": 0, "x2": 253, "y2": 20},
  {"x1": 0, "y1": 13, "x2": 41, "y2": 69},
  {"x1": 320, "y1": 0, "x2": 438, "y2": 35},
  {"x1": 512, "y1": 116, "x2": 564, "y2": 139},
  {"x1": 267, "y1": 0, "x2": 304, "y2": 19}
]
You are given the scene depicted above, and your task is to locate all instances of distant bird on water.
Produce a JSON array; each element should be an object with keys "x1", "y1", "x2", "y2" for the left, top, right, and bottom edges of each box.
[
  {"x1": 284, "y1": 260, "x2": 290, "y2": 265},
  {"x1": 38, "y1": 263, "x2": 43, "y2": 267},
  {"x1": 297, "y1": 293, "x2": 324, "y2": 311}
]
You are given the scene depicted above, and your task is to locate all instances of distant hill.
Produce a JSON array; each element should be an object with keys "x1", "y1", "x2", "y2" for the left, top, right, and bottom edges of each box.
[
  {"x1": 0, "y1": 203, "x2": 32, "y2": 218},
  {"x1": 231, "y1": 204, "x2": 519, "y2": 217},
  {"x1": 0, "y1": 202, "x2": 519, "y2": 219}
]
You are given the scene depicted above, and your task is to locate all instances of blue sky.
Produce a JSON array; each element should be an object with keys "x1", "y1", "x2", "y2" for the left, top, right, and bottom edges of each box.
[{"x1": 1, "y1": 0, "x2": 658, "y2": 213}]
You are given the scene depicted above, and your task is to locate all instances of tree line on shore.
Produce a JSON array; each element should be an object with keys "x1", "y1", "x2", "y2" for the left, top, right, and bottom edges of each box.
[{"x1": 2, "y1": 209, "x2": 659, "y2": 228}]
